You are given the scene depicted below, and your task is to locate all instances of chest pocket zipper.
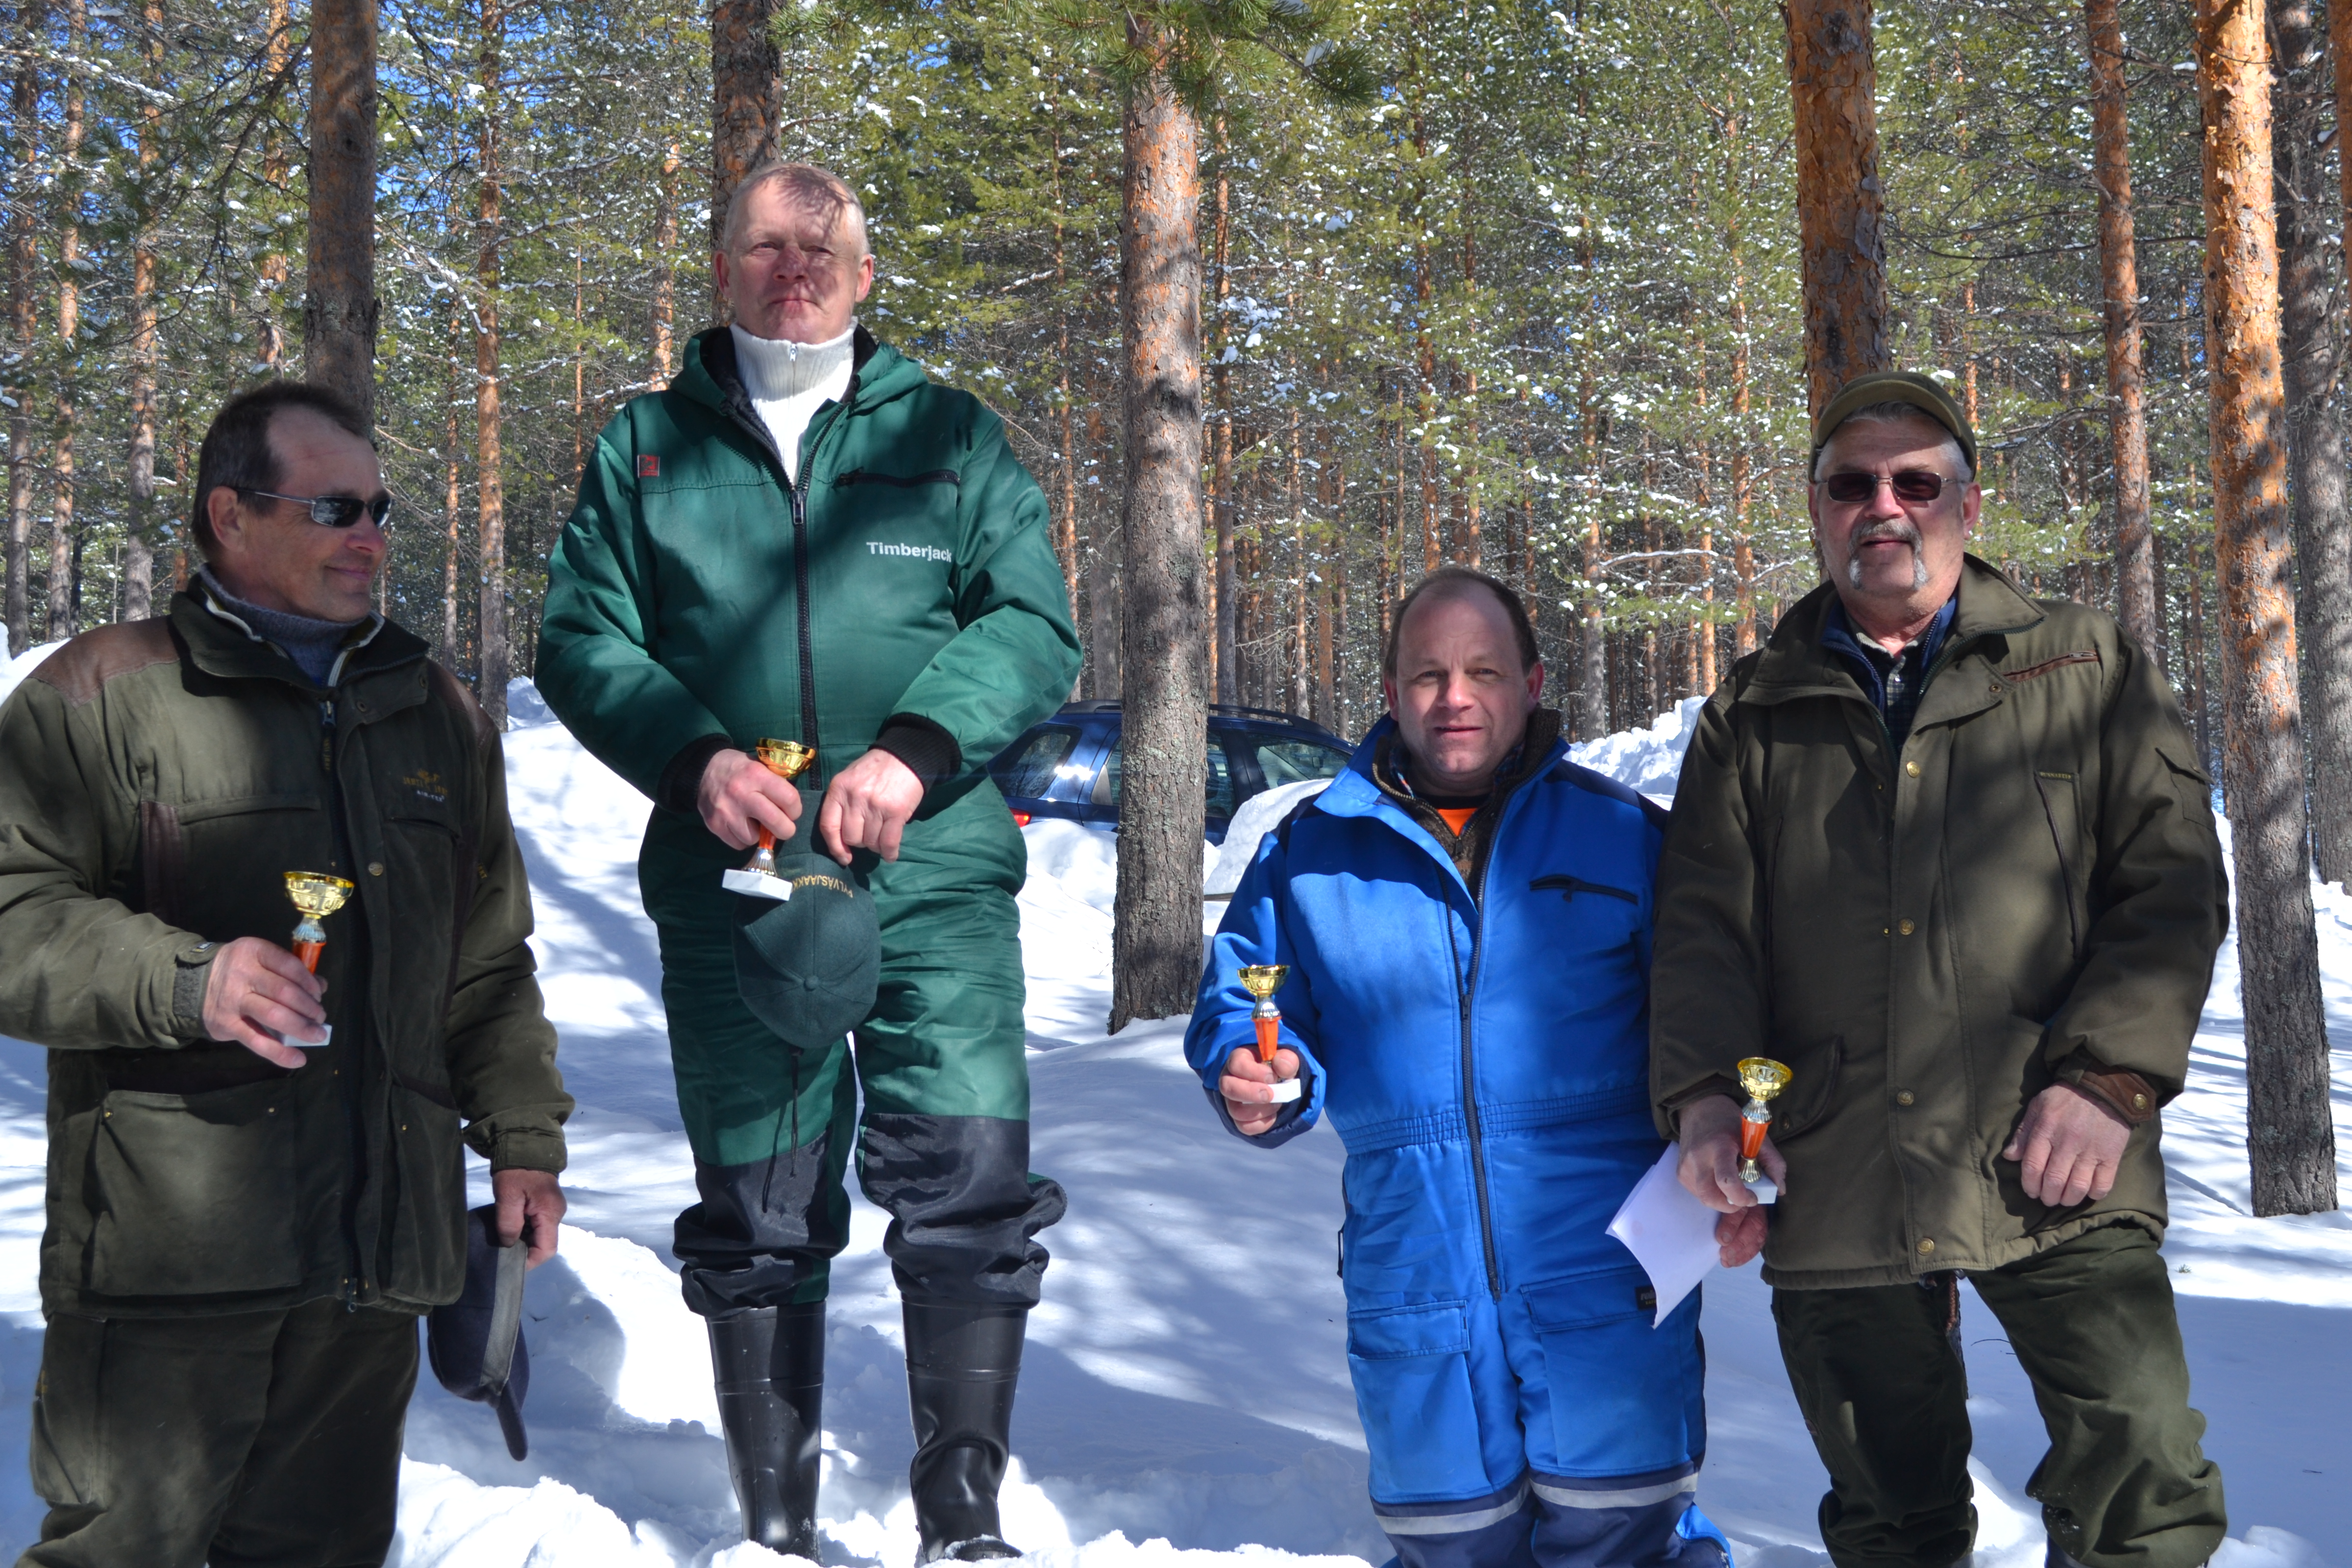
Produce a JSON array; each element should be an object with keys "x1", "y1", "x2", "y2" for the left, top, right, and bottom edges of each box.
[{"x1": 1528, "y1": 874, "x2": 1638, "y2": 904}]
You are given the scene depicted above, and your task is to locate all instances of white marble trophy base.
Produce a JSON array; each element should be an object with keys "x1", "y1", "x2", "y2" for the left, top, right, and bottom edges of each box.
[
  {"x1": 722, "y1": 867, "x2": 794, "y2": 901},
  {"x1": 1265, "y1": 1077, "x2": 1303, "y2": 1104},
  {"x1": 1743, "y1": 1174, "x2": 1779, "y2": 1206}
]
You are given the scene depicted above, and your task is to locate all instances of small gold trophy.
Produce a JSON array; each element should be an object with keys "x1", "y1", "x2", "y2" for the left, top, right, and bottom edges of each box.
[
  {"x1": 1238, "y1": 964, "x2": 1301, "y2": 1104},
  {"x1": 723, "y1": 740, "x2": 817, "y2": 899},
  {"x1": 1736, "y1": 1057, "x2": 1793, "y2": 1203},
  {"x1": 282, "y1": 871, "x2": 354, "y2": 1048}
]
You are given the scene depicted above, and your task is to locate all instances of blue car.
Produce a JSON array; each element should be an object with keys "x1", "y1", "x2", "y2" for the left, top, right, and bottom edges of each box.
[{"x1": 986, "y1": 701, "x2": 1353, "y2": 844}]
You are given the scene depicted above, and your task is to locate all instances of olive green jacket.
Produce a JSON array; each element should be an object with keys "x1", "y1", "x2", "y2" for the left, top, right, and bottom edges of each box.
[
  {"x1": 1650, "y1": 557, "x2": 2226, "y2": 1288},
  {"x1": 0, "y1": 591, "x2": 570, "y2": 1318}
]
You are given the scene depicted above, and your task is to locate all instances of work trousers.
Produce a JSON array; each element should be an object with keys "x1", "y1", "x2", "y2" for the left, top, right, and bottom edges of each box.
[
  {"x1": 647, "y1": 870, "x2": 1065, "y2": 1317},
  {"x1": 17, "y1": 1297, "x2": 421, "y2": 1568},
  {"x1": 1771, "y1": 1222, "x2": 2226, "y2": 1568}
]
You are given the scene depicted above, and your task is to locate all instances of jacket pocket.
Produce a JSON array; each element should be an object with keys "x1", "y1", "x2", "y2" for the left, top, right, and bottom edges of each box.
[
  {"x1": 2033, "y1": 770, "x2": 2087, "y2": 956},
  {"x1": 1345, "y1": 1301, "x2": 1490, "y2": 1499},
  {"x1": 1521, "y1": 1266, "x2": 1702, "y2": 1476},
  {"x1": 384, "y1": 1083, "x2": 468, "y2": 1306},
  {"x1": 86, "y1": 1078, "x2": 300, "y2": 1296},
  {"x1": 1765, "y1": 1036, "x2": 1843, "y2": 1141}
]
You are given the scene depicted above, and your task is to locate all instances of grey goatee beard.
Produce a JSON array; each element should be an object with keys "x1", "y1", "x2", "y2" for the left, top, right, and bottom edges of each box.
[{"x1": 1846, "y1": 524, "x2": 1931, "y2": 592}]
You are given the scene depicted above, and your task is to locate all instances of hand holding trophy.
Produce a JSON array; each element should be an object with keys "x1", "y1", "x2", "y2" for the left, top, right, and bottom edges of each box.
[
  {"x1": 721, "y1": 740, "x2": 816, "y2": 899},
  {"x1": 1735, "y1": 1056, "x2": 1793, "y2": 1204},
  {"x1": 281, "y1": 871, "x2": 354, "y2": 1047},
  {"x1": 1238, "y1": 965, "x2": 1301, "y2": 1103}
]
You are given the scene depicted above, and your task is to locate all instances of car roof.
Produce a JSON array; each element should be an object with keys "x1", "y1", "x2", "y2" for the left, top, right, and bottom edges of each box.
[{"x1": 1048, "y1": 701, "x2": 1348, "y2": 746}]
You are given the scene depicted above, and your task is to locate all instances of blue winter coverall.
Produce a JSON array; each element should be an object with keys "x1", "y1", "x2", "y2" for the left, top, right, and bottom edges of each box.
[{"x1": 1185, "y1": 718, "x2": 1730, "y2": 1568}]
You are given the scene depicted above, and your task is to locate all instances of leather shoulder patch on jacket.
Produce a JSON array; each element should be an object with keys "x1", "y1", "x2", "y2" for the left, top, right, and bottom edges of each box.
[
  {"x1": 425, "y1": 660, "x2": 498, "y2": 753},
  {"x1": 2004, "y1": 649, "x2": 2101, "y2": 685},
  {"x1": 28, "y1": 618, "x2": 177, "y2": 706}
]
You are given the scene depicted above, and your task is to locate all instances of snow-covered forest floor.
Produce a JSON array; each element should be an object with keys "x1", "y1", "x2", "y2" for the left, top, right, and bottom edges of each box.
[{"x1": 0, "y1": 668, "x2": 2346, "y2": 1566}]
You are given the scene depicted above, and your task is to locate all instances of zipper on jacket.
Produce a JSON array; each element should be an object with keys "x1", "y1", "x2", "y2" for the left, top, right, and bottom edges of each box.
[
  {"x1": 791, "y1": 471, "x2": 820, "y2": 769},
  {"x1": 1447, "y1": 843, "x2": 1505, "y2": 1300}
]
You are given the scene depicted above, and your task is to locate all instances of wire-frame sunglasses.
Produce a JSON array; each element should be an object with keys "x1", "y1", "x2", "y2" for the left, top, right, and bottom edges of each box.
[{"x1": 238, "y1": 487, "x2": 394, "y2": 529}]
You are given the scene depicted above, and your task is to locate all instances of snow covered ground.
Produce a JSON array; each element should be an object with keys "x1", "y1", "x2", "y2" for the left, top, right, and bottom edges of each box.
[{"x1": 0, "y1": 679, "x2": 2344, "y2": 1567}]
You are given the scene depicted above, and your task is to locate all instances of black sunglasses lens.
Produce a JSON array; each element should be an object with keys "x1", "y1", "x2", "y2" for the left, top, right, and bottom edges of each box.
[
  {"x1": 1824, "y1": 474, "x2": 1876, "y2": 503},
  {"x1": 309, "y1": 496, "x2": 391, "y2": 528},
  {"x1": 1889, "y1": 472, "x2": 1945, "y2": 501},
  {"x1": 1823, "y1": 471, "x2": 1945, "y2": 503}
]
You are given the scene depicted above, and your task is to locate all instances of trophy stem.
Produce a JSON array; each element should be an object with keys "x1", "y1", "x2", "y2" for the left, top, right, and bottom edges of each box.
[{"x1": 1252, "y1": 1000, "x2": 1281, "y2": 1062}]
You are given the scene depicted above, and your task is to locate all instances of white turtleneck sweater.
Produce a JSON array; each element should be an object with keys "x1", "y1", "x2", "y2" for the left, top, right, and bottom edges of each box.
[{"x1": 730, "y1": 322, "x2": 856, "y2": 483}]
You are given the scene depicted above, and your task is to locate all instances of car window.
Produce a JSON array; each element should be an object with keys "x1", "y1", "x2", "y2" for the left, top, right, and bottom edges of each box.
[
  {"x1": 1250, "y1": 737, "x2": 1351, "y2": 788},
  {"x1": 1090, "y1": 734, "x2": 1240, "y2": 820},
  {"x1": 992, "y1": 725, "x2": 1083, "y2": 800}
]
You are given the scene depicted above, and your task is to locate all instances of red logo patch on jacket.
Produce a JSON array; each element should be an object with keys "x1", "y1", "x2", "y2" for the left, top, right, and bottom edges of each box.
[{"x1": 638, "y1": 455, "x2": 660, "y2": 478}]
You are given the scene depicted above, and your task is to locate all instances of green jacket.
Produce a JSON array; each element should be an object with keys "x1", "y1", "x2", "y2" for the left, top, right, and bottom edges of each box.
[
  {"x1": 537, "y1": 327, "x2": 1080, "y2": 904},
  {"x1": 1650, "y1": 558, "x2": 2226, "y2": 1288},
  {"x1": 0, "y1": 592, "x2": 570, "y2": 1318}
]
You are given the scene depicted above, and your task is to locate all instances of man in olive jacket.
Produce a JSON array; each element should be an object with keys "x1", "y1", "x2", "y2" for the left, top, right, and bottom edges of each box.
[
  {"x1": 1652, "y1": 372, "x2": 2228, "y2": 1568},
  {"x1": 537, "y1": 162, "x2": 1080, "y2": 1563},
  {"x1": 0, "y1": 381, "x2": 571, "y2": 1568}
]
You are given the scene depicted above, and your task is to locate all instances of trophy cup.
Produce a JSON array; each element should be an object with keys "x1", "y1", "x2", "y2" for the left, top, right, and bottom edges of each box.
[
  {"x1": 721, "y1": 739, "x2": 817, "y2": 899},
  {"x1": 1237, "y1": 965, "x2": 1301, "y2": 1103},
  {"x1": 1735, "y1": 1056, "x2": 1793, "y2": 1204},
  {"x1": 282, "y1": 871, "x2": 354, "y2": 1047}
]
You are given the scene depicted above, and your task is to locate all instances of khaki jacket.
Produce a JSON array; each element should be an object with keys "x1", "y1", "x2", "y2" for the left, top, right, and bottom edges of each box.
[
  {"x1": 0, "y1": 592, "x2": 570, "y2": 1317},
  {"x1": 1650, "y1": 558, "x2": 2226, "y2": 1288}
]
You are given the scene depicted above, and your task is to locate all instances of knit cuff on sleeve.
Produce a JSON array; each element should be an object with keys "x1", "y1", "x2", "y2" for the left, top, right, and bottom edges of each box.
[
  {"x1": 872, "y1": 715, "x2": 962, "y2": 794},
  {"x1": 656, "y1": 734, "x2": 736, "y2": 816}
]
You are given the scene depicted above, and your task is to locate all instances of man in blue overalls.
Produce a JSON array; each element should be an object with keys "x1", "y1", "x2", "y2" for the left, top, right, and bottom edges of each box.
[{"x1": 1187, "y1": 567, "x2": 1731, "y2": 1568}]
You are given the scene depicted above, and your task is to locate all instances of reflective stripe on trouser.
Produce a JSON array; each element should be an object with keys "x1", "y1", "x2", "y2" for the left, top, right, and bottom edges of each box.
[
  {"x1": 647, "y1": 868, "x2": 1064, "y2": 1315},
  {"x1": 1345, "y1": 1276, "x2": 1711, "y2": 1568},
  {"x1": 1371, "y1": 1471, "x2": 1725, "y2": 1568}
]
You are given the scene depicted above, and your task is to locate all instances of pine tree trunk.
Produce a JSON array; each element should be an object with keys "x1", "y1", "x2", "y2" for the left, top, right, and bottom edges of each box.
[
  {"x1": 256, "y1": 0, "x2": 291, "y2": 368},
  {"x1": 304, "y1": 0, "x2": 376, "y2": 428},
  {"x1": 1109, "y1": 37, "x2": 1205, "y2": 1033},
  {"x1": 444, "y1": 296, "x2": 463, "y2": 663},
  {"x1": 1086, "y1": 407, "x2": 1119, "y2": 698},
  {"x1": 2196, "y1": 0, "x2": 2337, "y2": 1216},
  {"x1": 1784, "y1": 0, "x2": 1888, "y2": 417},
  {"x1": 1210, "y1": 121, "x2": 1237, "y2": 705},
  {"x1": 122, "y1": 0, "x2": 162, "y2": 621},
  {"x1": 49, "y1": 0, "x2": 81, "y2": 642},
  {"x1": 475, "y1": 0, "x2": 507, "y2": 723},
  {"x1": 710, "y1": 0, "x2": 779, "y2": 308},
  {"x1": 6, "y1": 0, "x2": 42, "y2": 655},
  {"x1": 651, "y1": 141, "x2": 678, "y2": 389},
  {"x1": 2087, "y1": 0, "x2": 2155, "y2": 646},
  {"x1": 2304, "y1": 0, "x2": 2352, "y2": 885}
]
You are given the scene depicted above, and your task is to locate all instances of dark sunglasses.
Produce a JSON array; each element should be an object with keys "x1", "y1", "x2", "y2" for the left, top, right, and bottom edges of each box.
[
  {"x1": 239, "y1": 487, "x2": 393, "y2": 529},
  {"x1": 1820, "y1": 470, "x2": 1948, "y2": 505}
]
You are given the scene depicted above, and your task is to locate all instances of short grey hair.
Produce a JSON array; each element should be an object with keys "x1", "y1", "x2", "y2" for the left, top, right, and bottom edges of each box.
[
  {"x1": 1811, "y1": 401, "x2": 1975, "y2": 484},
  {"x1": 720, "y1": 161, "x2": 870, "y2": 259}
]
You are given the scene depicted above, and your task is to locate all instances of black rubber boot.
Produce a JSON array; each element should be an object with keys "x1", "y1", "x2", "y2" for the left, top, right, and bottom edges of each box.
[
  {"x1": 708, "y1": 1301, "x2": 826, "y2": 1557},
  {"x1": 904, "y1": 1300, "x2": 1029, "y2": 1563}
]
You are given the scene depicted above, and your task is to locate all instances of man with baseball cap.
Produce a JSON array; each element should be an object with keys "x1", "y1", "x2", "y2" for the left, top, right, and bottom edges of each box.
[{"x1": 1649, "y1": 370, "x2": 2231, "y2": 1567}]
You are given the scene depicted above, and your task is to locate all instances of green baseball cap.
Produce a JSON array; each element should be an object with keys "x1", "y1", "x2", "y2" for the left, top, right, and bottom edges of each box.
[
  {"x1": 1811, "y1": 370, "x2": 1978, "y2": 476},
  {"x1": 731, "y1": 851, "x2": 880, "y2": 1050}
]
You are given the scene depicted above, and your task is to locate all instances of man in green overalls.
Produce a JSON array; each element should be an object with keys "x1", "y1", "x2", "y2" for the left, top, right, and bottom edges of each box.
[{"x1": 537, "y1": 162, "x2": 1080, "y2": 1562}]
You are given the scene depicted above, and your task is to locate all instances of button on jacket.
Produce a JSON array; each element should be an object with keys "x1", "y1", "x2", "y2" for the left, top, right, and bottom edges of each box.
[
  {"x1": 1650, "y1": 557, "x2": 2226, "y2": 1289},
  {"x1": 0, "y1": 593, "x2": 571, "y2": 1318}
]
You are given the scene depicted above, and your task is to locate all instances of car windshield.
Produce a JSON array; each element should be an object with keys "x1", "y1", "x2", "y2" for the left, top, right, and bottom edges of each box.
[{"x1": 991, "y1": 725, "x2": 1082, "y2": 799}]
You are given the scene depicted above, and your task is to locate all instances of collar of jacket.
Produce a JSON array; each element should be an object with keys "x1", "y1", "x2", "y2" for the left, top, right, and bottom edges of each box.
[
  {"x1": 1738, "y1": 554, "x2": 2044, "y2": 721},
  {"x1": 173, "y1": 587, "x2": 428, "y2": 700},
  {"x1": 675, "y1": 323, "x2": 922, "y2": 459},
  {"x1": 1317, "y1": 713, "x2": 1571, "y2": 894}
]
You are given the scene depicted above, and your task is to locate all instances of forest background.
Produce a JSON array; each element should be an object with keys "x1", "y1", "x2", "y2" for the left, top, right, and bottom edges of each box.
[{"x1": 0, "y1": 0, "x2": 2255, "y2": 752}]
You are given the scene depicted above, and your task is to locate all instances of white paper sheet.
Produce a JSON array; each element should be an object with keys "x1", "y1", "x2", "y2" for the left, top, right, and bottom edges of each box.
[{"x1": 1606, "y1": 1143, "x2": 1724, "y2": 1327}]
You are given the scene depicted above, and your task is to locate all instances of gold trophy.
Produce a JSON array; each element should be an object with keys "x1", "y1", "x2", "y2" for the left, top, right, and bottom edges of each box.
[
  {"x1": 1238, "y1": 965, "x2": 1301, "y2": 1103},
  {"x1": 1736, "y1": 1057, "x2": 1793, "y2": 1204},
  {"x1": 722, "y1": 739, "x2": 817, "y2": 899},
  {"x1": 281, "y1": 872, "x2": 354, "y2": 1048}
]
